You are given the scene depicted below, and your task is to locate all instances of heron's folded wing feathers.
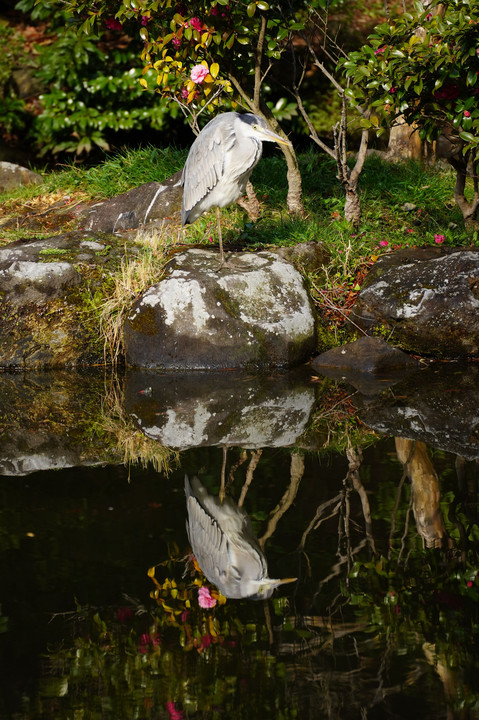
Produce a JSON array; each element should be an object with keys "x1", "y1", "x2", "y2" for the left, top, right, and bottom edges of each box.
[{"x1": 181, "y1": 118, "x2": 237, "y2": 220}]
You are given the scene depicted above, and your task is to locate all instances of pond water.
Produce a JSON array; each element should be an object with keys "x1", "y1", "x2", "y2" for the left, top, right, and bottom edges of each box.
[{"x1": 0, "y1": 363, "x2": 478, "y2": 720}]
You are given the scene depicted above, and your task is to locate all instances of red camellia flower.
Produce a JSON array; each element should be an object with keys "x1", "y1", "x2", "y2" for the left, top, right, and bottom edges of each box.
[
  {"x1": 433, "y1": 82, "x2": 461, "y2": 100},
  {"x1": 105, "y1": 18, "x2": 123, "y2": 31}
]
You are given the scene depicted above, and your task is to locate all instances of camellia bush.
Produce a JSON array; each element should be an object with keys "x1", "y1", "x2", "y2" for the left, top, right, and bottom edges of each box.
[
  {"x1": 7, "y1": 0, "x2": 178, "y2": 158},
  {"x1": 341, "y1": 0, "x2": 479, "y2": 230},
  {"x1": 63, "y1": 0, "x2": 316, "y2": 214}
]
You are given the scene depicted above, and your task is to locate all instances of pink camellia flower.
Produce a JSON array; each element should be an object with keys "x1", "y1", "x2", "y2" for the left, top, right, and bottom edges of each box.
[
  {"x1": 189, "y1": 16, "x2": 202, "y2": 32},
  {"x1": 374, "y1": 45, "x2": 386, "y2": 55},
  {"x1": 464, "y1": 110, "x2": 471, "y2": 117},
  {"x1": 141, "y1": 15, "x2": 150, "y2": 26},
  {"x1": 190, "y1": 64, "x2": 209, "y2": 84},
  {"x1": 389, "y1": 87, "x2": 396, "y2": 94},
  {"x1": 105, "y1": 18, "x2": 123, "y2": 31},
  {"x1": 379, "y1": 240, "x2": 389, "y2": 247},
  {"x1": 198, "y1": 585, "x2": 216, "y2": 608},
  {"x1": 181, "y1": 88, "x2": 189, "y2": 99},
  {"x1": 434, "y1": 234, "x2": 445, "y2": 244},
  {"x1": 172, "y1": 36, "x2": 181, "y2": 48}
]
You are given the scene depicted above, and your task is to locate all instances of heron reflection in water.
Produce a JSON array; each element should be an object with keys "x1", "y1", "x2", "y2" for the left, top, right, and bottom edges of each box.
[{"x1": 185, "y1": 475, "x2": 296, "y2": 600}]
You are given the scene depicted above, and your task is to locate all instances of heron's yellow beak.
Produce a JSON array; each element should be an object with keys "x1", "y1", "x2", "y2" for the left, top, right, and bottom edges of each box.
[{"x1": 262, "y1": 128, "x2": 293, "y2": 147}]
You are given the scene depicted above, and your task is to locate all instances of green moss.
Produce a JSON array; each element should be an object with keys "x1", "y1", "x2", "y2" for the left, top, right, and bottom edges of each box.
[{"x1": 126, "y1": 304, "x2": 159, "y2": 336}]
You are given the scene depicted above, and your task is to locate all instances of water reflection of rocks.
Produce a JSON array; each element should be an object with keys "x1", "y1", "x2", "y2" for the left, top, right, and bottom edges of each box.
[{"x1": 0, "y1": 364, "x2": 478, "y2": 718}]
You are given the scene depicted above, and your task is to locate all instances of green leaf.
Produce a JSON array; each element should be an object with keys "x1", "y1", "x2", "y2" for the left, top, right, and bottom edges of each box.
[
  {"x1": 467, "y1": 69, "x2": 477, "y2": 87},
  {"x1": 459, "y1": 131, "x2": 475, "y2": 143},
  {"x1": 256, "y1": 0, "x2": 270, "y2": 9},
  {"x1": 246, "y1": 2, "x2": 256, "y2": 17}
]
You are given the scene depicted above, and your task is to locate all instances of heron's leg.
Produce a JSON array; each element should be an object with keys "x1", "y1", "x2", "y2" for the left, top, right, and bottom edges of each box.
[
  {"x1": 219, "y1": 445, "x2": 227, "y2": 503},
  {"x1": 216, "y1": 206, "x2": 225, "y2": 268}
]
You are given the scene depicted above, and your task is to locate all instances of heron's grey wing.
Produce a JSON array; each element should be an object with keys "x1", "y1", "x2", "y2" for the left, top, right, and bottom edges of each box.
[
  {"x1": 181, "y1": 116, "x2": 237, "y2": 223},
  {"x1": 185, "y1": 476, "x2": 232, "y2": 590}
]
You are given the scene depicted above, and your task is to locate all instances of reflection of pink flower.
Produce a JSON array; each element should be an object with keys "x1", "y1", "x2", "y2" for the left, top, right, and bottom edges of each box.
[
  {"x1": 189, "y1": 16, "x2": 202, "y2": 32},
  {"x1": 166, "y1": 701, "x2": 184, "y2": 720},
  {"x1": 198, "y1": 586, "x2": 216, "y2": 608},
  {"x1": 379, "y1": 240, "x2": 389, "y2": 247},
  {"x1": 434, "y1": 234, "x2": 445, "y2": 244},
  {"x1": 139, "y1": 632, "x2": 160, "y2": 653},
  {"x1": 190, "y1": 64, "x2": 209, "y2": 84},
  {"x1": 105, "y1": 18, "x2": 123, "y2": 31},
  {"x1": 200, "y1": 634, "x2": 212, "y2": 648}
]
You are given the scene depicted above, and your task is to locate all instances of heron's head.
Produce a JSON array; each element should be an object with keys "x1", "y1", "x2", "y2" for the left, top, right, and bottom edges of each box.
[
  {"x1": 247, "y1": 576, "x2": 297, "y2": 600},
  {"x1": 239, "y1": 113, "x2": 292, "y2": 147}
]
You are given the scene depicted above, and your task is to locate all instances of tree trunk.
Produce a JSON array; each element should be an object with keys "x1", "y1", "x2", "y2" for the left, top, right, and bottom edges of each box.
[
  {"x1": 450, "y1": 155, "x2": 479, "y2": 231},
  {"x1": 386, "y1": 116, "x2": 423, "y2": 162},
  {"x1": 283, "y1": 144, "x2": 306, "y2": 217},
  {"x1": 343, "y1": 188, "x2": 362, "y2": 225}
]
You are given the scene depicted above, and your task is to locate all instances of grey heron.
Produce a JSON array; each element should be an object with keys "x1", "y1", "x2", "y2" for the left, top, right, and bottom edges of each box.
[
  {"x1": 185, "y1": 475, "x2": 296, "y2": 600},
  {"x1": 181, "y1": 112, "x2": 292, "y2": 267}
]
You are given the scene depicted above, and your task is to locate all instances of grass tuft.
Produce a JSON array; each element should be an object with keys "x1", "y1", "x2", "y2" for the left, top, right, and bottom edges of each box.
[{"x1": 98, "y1": 225, "x2": 175, "y2": 365}]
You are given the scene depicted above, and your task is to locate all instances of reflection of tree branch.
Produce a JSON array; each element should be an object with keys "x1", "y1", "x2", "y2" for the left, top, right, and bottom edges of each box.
[
  {"x1": 238, "y1": 449, "x2": 263, "y2": 508},
  {"x1": 259, "y1": 451, "x2": 304, "y2": 548},
  {"x1": 346, "y1": 447, "x2": 377, "y2": 556},
  {"x1": 263, "y1": 598, "x2": 274, "y2": 646},
  {"x1": 388, "y1": 465, "x2": 408, "y2": 560},
  {"x1": 227, "y1": 449, "x2": 248, "y2": 490},
  {"x1": 298, "y1": 494, "x2": 342, "y2": 552}
]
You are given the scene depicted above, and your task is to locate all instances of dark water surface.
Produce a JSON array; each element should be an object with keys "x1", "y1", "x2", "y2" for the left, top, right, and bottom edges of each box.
[{"x1": 0, "y1": 366, "x2": 478, "y2": 719}]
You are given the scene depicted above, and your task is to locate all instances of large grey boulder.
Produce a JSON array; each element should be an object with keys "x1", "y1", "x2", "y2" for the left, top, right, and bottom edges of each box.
[
  {"x1": 80, "y1": 171, "x2": 183, "y2": 233},
  {"x1": 124, "y1": 248, "x2": 316, "y2": 370},
  {"x1": 0, "y1": 232, "x2": 136, "y2": 369},
  {"x1": 351, "y1": 247, "x2": 479, "y2": 358}
]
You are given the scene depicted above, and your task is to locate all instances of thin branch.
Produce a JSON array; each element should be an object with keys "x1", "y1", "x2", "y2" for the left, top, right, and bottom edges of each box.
[{"x1": 254, "y1": 14, "x2": 267, "y2": 109}]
